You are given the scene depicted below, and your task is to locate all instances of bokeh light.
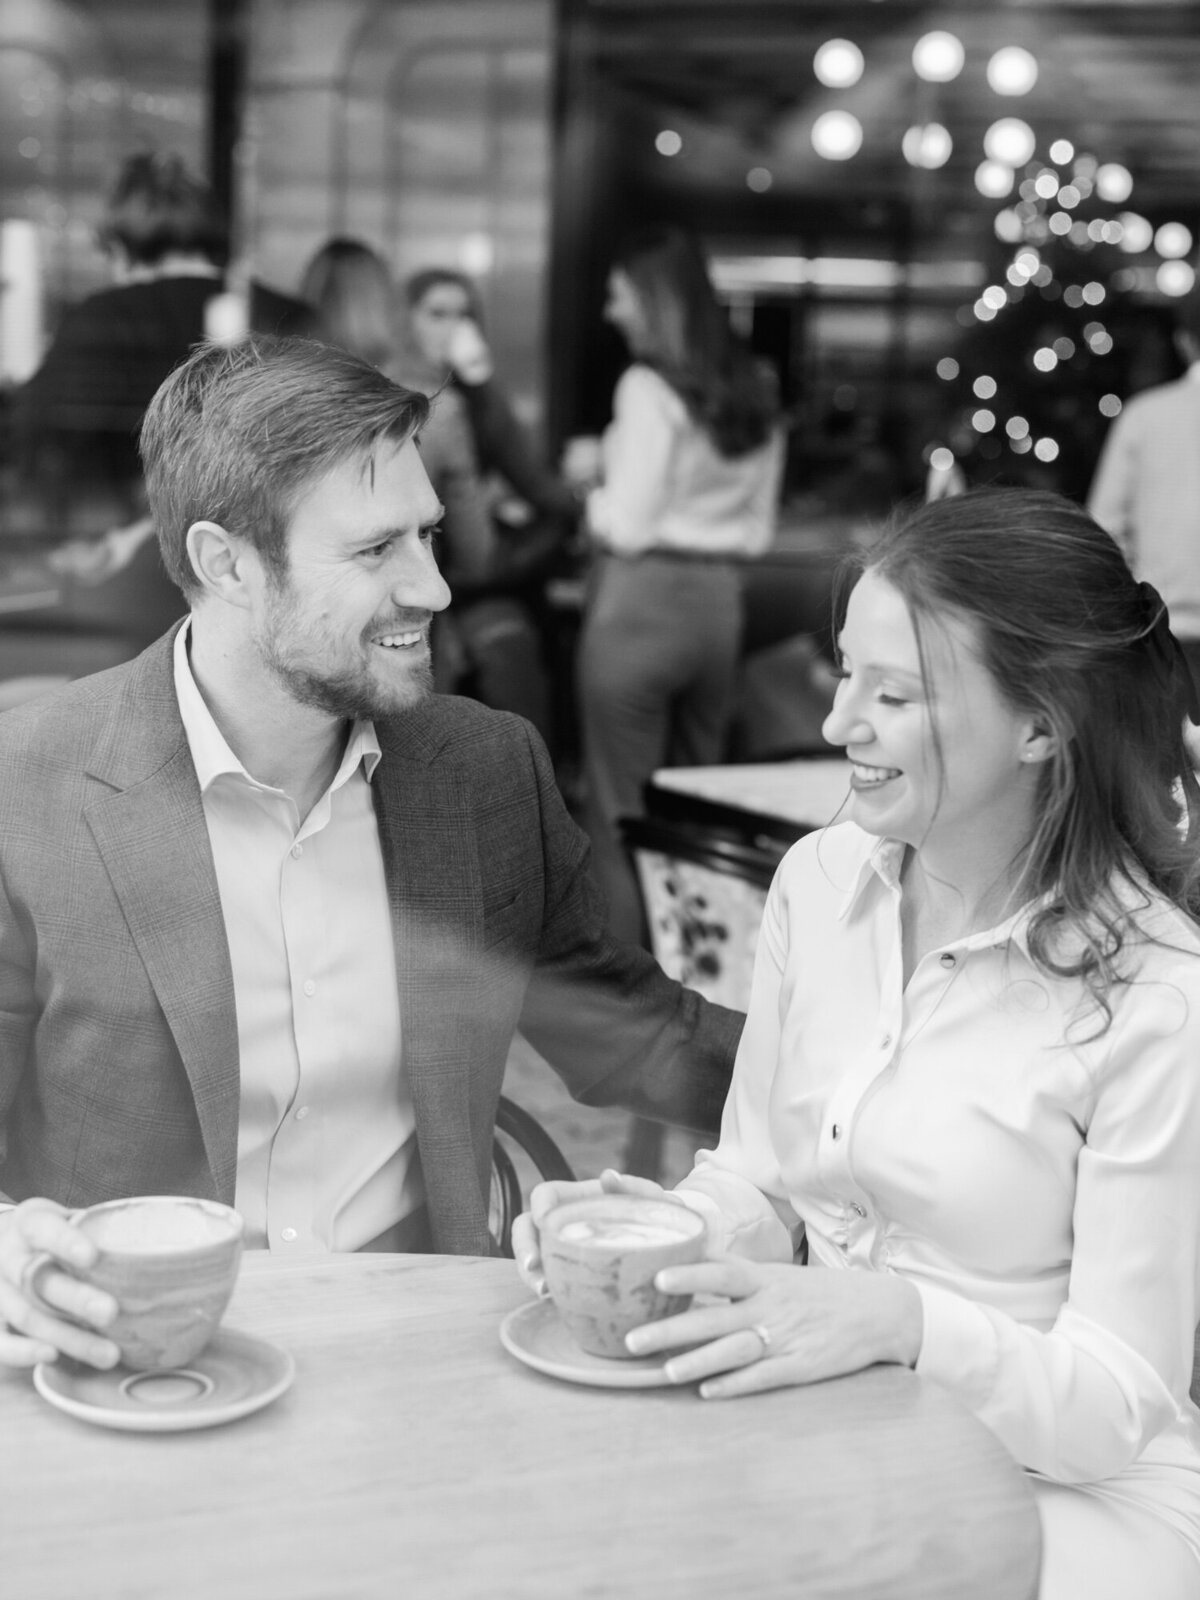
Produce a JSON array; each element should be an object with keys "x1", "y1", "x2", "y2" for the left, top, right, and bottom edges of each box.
[
  {"x1": 746, "y1": 167, "x2": 773, "y2": 193},
  {"x1": 986, "y1": 47, "x2": 1038, "y2": 96},
  {"x1": 902, "y1": 123, "x2": 953, "y2": 169},
  {"x1": 976, "y1": 161, "x2": 1015, "y2": 199},
  {"x1": 1098, "y1": 394, "x2": 1122, "y2": 418},
  {"x1": 811, "y1": 110, "x2": 863, "y2": 161},
  {"x1": 936, "y1": 357, "x2": 960, "y2": 380},
  {"x1": 1032, "y1": 348, "x2": 1058, "y2": 372},
  {"x1": 1117, "y1": 213, "x2": 1153, "y2": 253},
  {"x1": 1034, "y1": 438, "x2": 1060, "y2": 463},
  {"x1": 655, "y1": 130, "x2": 682, "y2": 157},
  {"x1": 984, "y1": 119, "x2": 1036, "y2": 167},
  {"x1": 1155, "y1": 222, "x2": 1194, "y2": 260},
  {"x1": 929, "y1": 446, "x2": 956, "y2": 473},
  {"x1": 913, "y1": 31, "x2": 965, "y2": 82},
  {"x1": 973, "y1": 375, "x2": 997, "y2": 399},
  {"x1": 1049, "y1": 139, "x2": 1075, "y2": 165},
  {"x1": 1158, "y1": 261, "x2": 1197, "y2": 297},
  {"x1": 1095, "y1": 163, "x2": 1133, "y2": 202},
  {"x1": 814, "y1": 39, "x2": 865, "y2": 88},
  {"x1": 972, "y1": 409, "x2": 996, "y2": 432},
  {"x1": 1005, "y1": 416, "x2": 1030, "y2": 440}
]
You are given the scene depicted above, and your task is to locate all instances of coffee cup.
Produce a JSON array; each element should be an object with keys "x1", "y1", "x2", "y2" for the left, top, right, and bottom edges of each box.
[
  {"x1": 540, "y1": 1194, "x2": 707, "y2": 1359},
  {"x1": 31, "y1": 1196, "x2": 245, "y2": 1371}
]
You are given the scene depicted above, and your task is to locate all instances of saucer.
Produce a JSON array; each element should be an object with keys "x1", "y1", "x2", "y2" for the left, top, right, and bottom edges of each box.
[
  {"x1": 33, "y1": 1327, "x2": 295, "y2": 1432},
  {"x1": 500, "y1": 1298, "x2": 691, "y2": 1389}
]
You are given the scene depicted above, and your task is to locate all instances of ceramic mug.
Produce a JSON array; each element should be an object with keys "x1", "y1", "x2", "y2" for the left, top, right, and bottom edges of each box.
[
  {"x1": 28, "y1": 1195, "x2": 245, "y2": 1371},
  {"x1": 540, "y1": 1193, "x2": 707, "y2": 1359}
]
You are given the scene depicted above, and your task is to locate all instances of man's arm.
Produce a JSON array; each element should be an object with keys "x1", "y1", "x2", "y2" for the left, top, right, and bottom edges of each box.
[{"x1": 515, "y1": 724, "x2": 742, "y2": 1139}]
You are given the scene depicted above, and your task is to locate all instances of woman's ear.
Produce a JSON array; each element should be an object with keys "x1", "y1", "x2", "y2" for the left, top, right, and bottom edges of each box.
[{"x1": 1019, "y1": 725, "x2": 1057, "y2": 765}]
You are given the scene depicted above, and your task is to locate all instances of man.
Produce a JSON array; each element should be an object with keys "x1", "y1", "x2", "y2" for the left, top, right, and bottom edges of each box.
[
  {"x1": 0, "y1": 336, "x2": 741, "y2": 1371},
  {"x1": 1088, "y1": 292, "x2": 1200, "y2": 692}
]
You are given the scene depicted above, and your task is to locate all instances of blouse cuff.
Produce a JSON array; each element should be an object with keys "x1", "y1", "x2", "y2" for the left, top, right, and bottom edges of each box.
[{"x1": 914, "y1": 1280, "x2": 1001, "y2": 1411}]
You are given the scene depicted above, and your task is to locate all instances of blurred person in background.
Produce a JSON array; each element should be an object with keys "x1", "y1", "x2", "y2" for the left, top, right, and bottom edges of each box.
[
  {"x1": 15, "y1": 151, "x2": 311, "y2": 553},
  {"x1": 402, "y1": 267, "x2": 578, "y2": 745},
  {"x1": 564, "y1": 226, "x2": 784, "y2": 949},
  {"x1": 1088, "y1": 290, "x2": 1200, "y2": 709},
  {"x1": 299, "y1": 238, "x2": 497, "y2": 705}
]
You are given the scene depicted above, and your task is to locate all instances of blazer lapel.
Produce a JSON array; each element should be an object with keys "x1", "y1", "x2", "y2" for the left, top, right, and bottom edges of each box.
[
  {"x1": 373, "y1": 718, "x2": 491, "y2": 1254},
  {"x1": 83, "y1": 632, "x2": 240, "y2": 1201}
]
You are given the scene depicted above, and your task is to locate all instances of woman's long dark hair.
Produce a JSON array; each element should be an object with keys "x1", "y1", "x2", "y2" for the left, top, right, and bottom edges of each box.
[
  {"x1": 848, "y1": 488, "x2": 1200, "y2": 1023},
  {"x1": 613, "y1": 227, "x2": 777, "y2": 458}
]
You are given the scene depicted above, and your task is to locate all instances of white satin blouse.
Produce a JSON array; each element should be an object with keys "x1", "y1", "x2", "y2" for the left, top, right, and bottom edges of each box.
[{"x1": 677, "y1": 822, "x2": 1200, "y2": 1554}]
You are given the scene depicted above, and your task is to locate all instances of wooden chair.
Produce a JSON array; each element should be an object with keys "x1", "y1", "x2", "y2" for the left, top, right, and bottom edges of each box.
[{"x1": 489, "y1": 1094, "x2": 575, "y2": 1257}]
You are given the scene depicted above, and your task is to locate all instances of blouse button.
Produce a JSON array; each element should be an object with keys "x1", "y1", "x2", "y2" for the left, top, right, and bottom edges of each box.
[
  {"x1": 939, "y1": 952, "x2": 956, "y2": 968},
  {"x1": 850, "y1": 1202, "x2": 866, "y2": 1219},
  {"x1": 832, "y1": 1124, "x2": 842, "y2": 1141},
  {"x1": 880, "y1": 1034, "x2": 892, "y2": 1050}
]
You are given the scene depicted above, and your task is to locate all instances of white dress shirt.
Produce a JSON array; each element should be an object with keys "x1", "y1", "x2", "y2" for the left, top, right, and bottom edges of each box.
[
  {"x1": 678, "y1": 822, "x2": 1200, "y2": 1554},
  {"x1": 173, "y1": 623, "x2": 420, "y2": 1253},
  {"x1": 586, "y1": 364, "x2": 784, "y2": 557}
]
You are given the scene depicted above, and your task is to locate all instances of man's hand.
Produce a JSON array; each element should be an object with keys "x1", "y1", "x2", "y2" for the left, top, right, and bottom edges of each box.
[
  {"x1": 0, "y1": 1201, "x2": 120, "y2": 1369},
  {"x1": 511, "y1": 1168, "x2": 677, "y2": 1296}
]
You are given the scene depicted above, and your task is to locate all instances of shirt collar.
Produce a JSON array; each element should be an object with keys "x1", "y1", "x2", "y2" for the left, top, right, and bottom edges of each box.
[
  {"x1": 835, "y1": 830, "x2": 1042, "y2": 957},
  {"x1": 172, "y1": 618, "x2": 382, "y2": 795}
]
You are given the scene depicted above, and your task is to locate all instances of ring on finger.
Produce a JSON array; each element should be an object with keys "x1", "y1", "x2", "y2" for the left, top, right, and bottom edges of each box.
[{"x1": 749, "y1": 1322, "x2": 772, "y2": 1358}]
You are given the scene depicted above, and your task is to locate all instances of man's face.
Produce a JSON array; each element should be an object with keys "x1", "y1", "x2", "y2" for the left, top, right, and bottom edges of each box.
[
  {"x1": 408, "y1": 282, "x2": 472, "y2": 368},
  {"x1": 254, "y1": 439, "x2": 451, "y2": 720}
]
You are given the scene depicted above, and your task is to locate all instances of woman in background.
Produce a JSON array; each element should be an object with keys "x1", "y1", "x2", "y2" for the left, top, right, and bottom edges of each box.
[
  {"x1": 568, "y1": 227, "x2": 784, "y2": 948},
  {"x1": 298, "y1": 238, "x2": 494, "y2": 608}
]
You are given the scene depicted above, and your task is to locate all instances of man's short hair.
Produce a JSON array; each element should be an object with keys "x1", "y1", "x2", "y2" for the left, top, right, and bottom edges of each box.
[{"x1": 140, "y1": 335, "x2": 430, "y2": 597}]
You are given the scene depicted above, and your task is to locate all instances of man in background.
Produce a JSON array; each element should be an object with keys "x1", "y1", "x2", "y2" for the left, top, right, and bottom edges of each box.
[{"x1": 1088, "y1": 292, "x2": 1200, "y2": 694}]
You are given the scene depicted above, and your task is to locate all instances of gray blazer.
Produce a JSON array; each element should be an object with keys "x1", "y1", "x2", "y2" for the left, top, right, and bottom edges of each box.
[{"x1": 0, "y1": 628, "x2": 742, "y2": 1253}]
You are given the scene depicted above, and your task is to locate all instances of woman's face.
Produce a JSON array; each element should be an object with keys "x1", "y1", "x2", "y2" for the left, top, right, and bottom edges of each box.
[
  {"x1": 603, "y1": 268, "x2": 649, "y2": 353},
  {"x1": 821, "y1": 569, "x2": 1043, "y2": 860},
  {"x1": 408, "y1": 281, "x2": 473, "y2": 367}
]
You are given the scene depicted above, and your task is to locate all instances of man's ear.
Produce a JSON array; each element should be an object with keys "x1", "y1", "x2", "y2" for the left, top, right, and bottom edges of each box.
[{"x1": 185, "y1": 520, "x2": 257, "y2": 608}]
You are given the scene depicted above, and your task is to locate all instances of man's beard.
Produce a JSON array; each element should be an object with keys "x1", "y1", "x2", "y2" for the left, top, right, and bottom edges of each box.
[{"x1": 256, "y1": 580, "x2": 433, "y2": 720}]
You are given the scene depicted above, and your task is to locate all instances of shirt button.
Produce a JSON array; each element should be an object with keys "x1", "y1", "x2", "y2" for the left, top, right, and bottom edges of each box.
[
  {"x1": 832, "y1": 1123, "x2": 842, "y2": 1141},
  {"x1": 940, "y1": 952, "x2": 956, "y2": 968},
  {"x1": 281, "y1": 1227, "x2": 298, "y2": 1243},
  {"x1": 291, "y1": 844, "x2": 303, "y2": 859},
  {"x1": 880, "y1": 1034, "x2": 892, "y2": 1050},
  {"x1": 295, "y1": 1105, "x2": 310, "y2": 1121},
  {"x1": 850, "y1": 1202, "x2": 866, "y2": 1218},
  {"x1": 303, "y1": 979, "x2": 316, "y2": 997}
]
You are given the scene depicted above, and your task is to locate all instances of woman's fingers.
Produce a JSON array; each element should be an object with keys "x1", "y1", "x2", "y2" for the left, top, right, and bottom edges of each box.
[{"x1": 662, "y1": 1328, "x2": 766, "y2": 1385}]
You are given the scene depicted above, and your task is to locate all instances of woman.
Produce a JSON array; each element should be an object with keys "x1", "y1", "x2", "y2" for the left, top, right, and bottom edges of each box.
[
  {"x1": 401, "y1": 267, "x2": 578, "y2": 741},
  {"x1": 519, "y1": 488, "x2": 1200, "y2": 1597},
  {"x1": 298, "y1": 238, "x2": 494, "y2": 607},
  {"x1": 569, "y1": 227, "x2": 785, "y2": 946}
]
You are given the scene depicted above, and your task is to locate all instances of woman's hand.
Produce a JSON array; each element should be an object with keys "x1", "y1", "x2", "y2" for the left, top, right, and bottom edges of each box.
[
  {"x1": 623, "y1": 1255, "x2": 924, "y2": 1399},
  {"x1": 510, "y1": 1168, "x2": 677, "y2": 1296}
]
